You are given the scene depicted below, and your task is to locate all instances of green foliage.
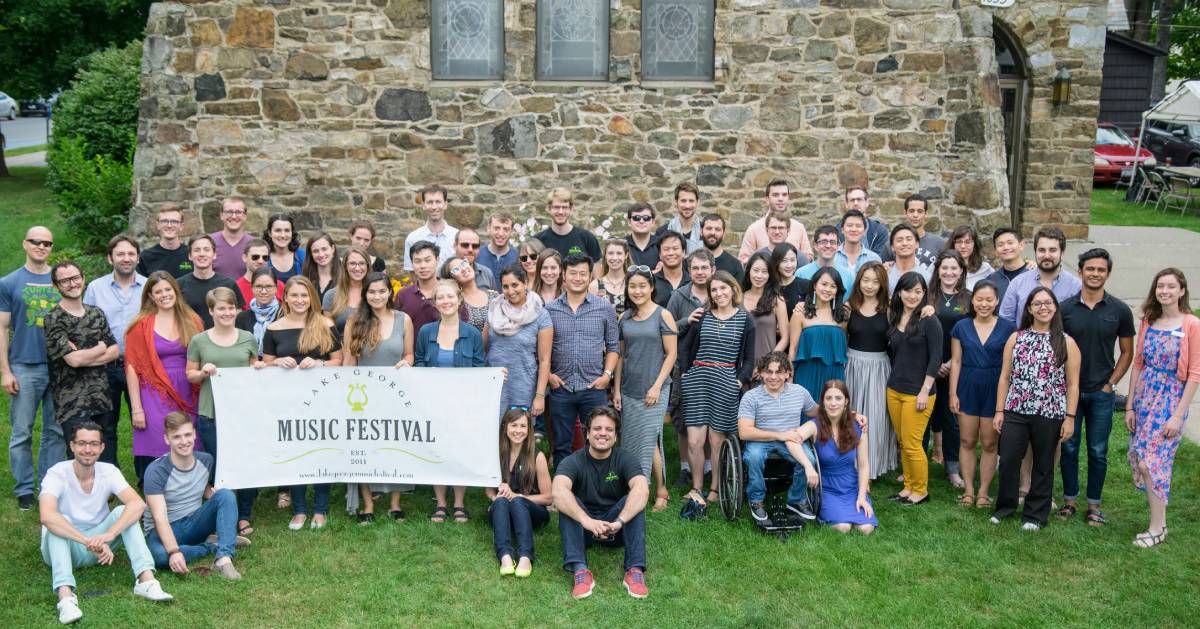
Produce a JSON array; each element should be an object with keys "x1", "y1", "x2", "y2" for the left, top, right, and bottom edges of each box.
[
  {"x1": 1168, "y1": 1, "x2": 1200, "y2": 81},
  {"x1": 46, "y1": 136, "x2": 133, "y2": 254},
  {"x1": 47, "y1": 40, "x2": 142, "y2": 163},
  {"x1": 0, "y1": 0, "x2": 151, "y2": 100}
]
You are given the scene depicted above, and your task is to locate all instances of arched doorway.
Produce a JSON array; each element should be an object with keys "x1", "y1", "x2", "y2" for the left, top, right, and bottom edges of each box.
[{"x1": 994, "y1": 21, "x2": 1029, "y2": 228}]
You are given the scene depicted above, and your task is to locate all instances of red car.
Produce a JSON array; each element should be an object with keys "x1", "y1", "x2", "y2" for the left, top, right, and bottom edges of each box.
[{"x1": 1094, "y1": 122, "x2": 1156, "y2": 184}]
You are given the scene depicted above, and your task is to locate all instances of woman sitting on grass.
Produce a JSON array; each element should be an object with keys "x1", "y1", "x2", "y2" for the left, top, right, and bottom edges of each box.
[
  {"x1": 793, "y1": 379, "x2": 877, "y2": 534},
  {"x1": 486, "y1": 409, "x2": 552, "y2": 578}
]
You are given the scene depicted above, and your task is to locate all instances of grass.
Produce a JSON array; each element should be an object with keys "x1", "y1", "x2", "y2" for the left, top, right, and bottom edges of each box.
[
  {"x1": 0, "y1": 167, "x2": 1197, "y2": 625},
  {"x1": 4, "y1": 143, "x2": 48, "y2": 158},
  {"x1": 1091, "y1": 184, "x2": 1200, "y2": 232}
]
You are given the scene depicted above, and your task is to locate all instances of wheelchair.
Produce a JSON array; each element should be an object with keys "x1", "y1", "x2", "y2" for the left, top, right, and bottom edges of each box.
[{"x1": 718, "y1": 432, "x2": 821, "y2": 535}]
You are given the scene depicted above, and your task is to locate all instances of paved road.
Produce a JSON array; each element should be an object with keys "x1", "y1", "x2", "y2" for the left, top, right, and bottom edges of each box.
[
  {"x1": 1079, "y1": 225, "x2": 1200, "y2": 444},
  {"x1": 0, "y1": 116, "x2": 51, "y2": 150}
]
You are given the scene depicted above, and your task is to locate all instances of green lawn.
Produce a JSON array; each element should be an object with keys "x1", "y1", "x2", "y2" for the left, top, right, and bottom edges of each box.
[
  {"x1": 1091, "y1": 184, "x2": 1200, "y2": 232},
  {"x1": 1, "y1": 167, "x2": 1198, "y2": 626},
  {"x1": 4, "y1": 143, "x2": 48, "y2": 158}
]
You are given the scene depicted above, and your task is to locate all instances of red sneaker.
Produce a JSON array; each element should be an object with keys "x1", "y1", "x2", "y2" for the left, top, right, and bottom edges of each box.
[
  {"x1": 571, "y1": 569, "x2": 595, "y2": 599},
  {"x1": 624, "y1": 568, "x2": 648, "y2": 598}
]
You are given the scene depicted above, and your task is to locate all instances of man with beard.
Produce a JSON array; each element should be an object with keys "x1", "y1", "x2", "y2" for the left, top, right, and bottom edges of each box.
[
  {"x1": 699, "y1": 214, "x2": 745, "y2": 283},
  {"x1": 657, "y1": 182, "x2": 703, "y2": 252},
  {"x1": 998, "y1": 226, "x2": 1081, "y2": 324},
  {"x1": 84, "y1": 235, "x2": 146, "y2": 469}
]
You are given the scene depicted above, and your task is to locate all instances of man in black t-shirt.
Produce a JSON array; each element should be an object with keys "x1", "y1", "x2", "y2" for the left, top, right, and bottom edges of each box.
[
  {"x1": 136, "y1": 206, "x2": 193, "y2": 279},
  {"x1": 534, "y1": 187, "x2": 601, "y2": 260},
  {"x1": 553, "y1": 407, "x2": 649, "y2": 599},
  {"x1": 176, "y1": 235, "x2": 243, "y2": 328}
]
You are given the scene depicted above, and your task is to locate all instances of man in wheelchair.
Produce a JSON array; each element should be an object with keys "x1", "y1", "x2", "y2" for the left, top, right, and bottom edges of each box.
[{"x1": 736, "y1": 352, "x2": 821, "y2": 525}]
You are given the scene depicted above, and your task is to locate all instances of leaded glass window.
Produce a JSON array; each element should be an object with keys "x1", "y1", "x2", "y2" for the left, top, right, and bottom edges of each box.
[
  {"x1": 432, "y1": 0, "x2": 504, "y2": 80},
  {"x1": 642, "y1": 0, "x2": 714, "y2": 81},
  {"x1": 536, "y1": 0, "x2": 610, "y2": 81}
]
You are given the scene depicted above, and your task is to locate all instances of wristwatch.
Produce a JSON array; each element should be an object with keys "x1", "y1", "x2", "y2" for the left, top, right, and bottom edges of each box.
[{"x1": 604, "y1": 369, "x2": 615, "y2": 379}]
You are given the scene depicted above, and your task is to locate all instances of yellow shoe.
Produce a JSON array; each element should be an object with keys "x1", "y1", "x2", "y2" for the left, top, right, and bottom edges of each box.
[
  {"x1": 499, "y1": 556, "x2": 515, "y2": 576},
  {"x1": 515, "y1": 564, "x2": 532, "y2": 578}
]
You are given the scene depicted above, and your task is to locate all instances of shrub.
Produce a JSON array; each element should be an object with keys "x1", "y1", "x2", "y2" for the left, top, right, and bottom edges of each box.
[{"x1": 48, "y1": 136, "x2": 134, "y2": 253}]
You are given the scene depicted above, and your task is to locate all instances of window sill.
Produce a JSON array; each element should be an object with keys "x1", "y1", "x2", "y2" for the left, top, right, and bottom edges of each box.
[{"x1": 638, "y1": 80, "x2": 718, "y2": 89}]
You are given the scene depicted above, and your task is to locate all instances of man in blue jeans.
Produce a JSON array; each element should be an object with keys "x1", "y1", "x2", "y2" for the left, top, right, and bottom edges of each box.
[
  {"x1": 544, "y1": 253, "x2": 619, "y2": 465},
  {"x1": 553, "y1": 407, "x2": 649, "y2": 599},
  {"x1": 1, "y1": 226, "x2": 62, "y2": 510},
  {"x1": 737, "y1": 352, "x2": 821, "y2": 525},
  {"x1": 1058, "y1": 248, "x2": 1134, "y2": 526},
  {"x1": 143, "y1": 412, "x2": 247, "y2": 580}
]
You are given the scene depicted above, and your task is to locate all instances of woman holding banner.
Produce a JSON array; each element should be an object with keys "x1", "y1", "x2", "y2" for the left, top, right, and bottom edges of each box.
[
  {"x1": 262, "y1": 276, "x2": 343, "y2": 531},
  {"x1": 185, "y1": 287, "x2": 259, "y2": 534},
  {"x1": 486, "y1": 409, "x2": 552, "y2": 578},
  {"x1": 343, "y1": 272, "x2": 416, "y2": 523},
  {"x1": 415, "y1": 280, "x2": 485, "y2": 523}
]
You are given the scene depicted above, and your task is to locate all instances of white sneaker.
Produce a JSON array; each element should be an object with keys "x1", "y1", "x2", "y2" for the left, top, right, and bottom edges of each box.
[
  {"x1": 132, "y1": 578, "x2": 174, "y2": 602},
  {"x1": 57, "y1": 596, "x2": 82, "y2": 624},
  {"x1": 988, "y1": 516, "x2": 1001, "y2": 525},
  {"x1": 1021, "y1": 522, "x2": 1041, "y2": 531}
]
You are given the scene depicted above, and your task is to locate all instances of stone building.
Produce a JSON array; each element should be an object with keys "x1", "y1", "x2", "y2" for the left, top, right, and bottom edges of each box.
[{"x1": 131, "y1": 0, "x2": 1106, "y2": 260}]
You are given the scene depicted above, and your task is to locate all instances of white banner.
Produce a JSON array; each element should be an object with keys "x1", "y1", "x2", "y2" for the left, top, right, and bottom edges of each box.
[{"x1": 211, "y1": 367, "x2": 503, "y2": 490}]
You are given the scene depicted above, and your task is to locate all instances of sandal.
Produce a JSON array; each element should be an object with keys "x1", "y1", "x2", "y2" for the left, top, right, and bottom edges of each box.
[
  {"x1": 430, "y1": 506, "x2": 448, "y2": 523},
  {"x1": 453, "y1": 507, "x2": 470, "y2": 523},
  {"x1": 957, "y1": 494, "x2": 975, "y2": 506},
  {"x1": 652, "y1": 494, "x2": 669, "y2": 513},
  {"x1": 390, "y1": 509, "x2": 406, "y2": 522},
  {"x1": 1133, "y1": 528, "x2": 1168, "y2": 548},
  {"x1": 357, "y1": 512, "x2": 375, "y2": 525},
  {"x1": 975, "y1": 495, "x2": 994, "y2": 509},
  {"x1": 1056, "y1": 504, "x2": 1078, "y2": 519},
  {"x1": 277, "y1": 492, "x2": 291, "y2": 510},
  {"x1": 1085, "y1": 509, "x2": 1107, "y2": 527},
  {"x1": 706, "y1": 490, "x2": 719, "y2": 504},
  {"x1": 238, "y1": 521, "x2": 255, "y2": 536}
]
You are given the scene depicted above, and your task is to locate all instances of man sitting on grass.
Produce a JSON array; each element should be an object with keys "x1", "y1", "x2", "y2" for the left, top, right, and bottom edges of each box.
[
  {"x1": 39, "y1": 421, "x2": 174, "y2": 625},
  {"x1": 553, "y1": 406, "x2": 649, "y2": 599},
  {"x1": 144, "y1": 411, "x2": 248, "y2": 580}
]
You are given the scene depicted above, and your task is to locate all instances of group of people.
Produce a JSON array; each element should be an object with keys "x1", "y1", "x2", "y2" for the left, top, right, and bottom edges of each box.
[{"x1": 4, "y1": 180, "x2": 1196, "y2": 619}]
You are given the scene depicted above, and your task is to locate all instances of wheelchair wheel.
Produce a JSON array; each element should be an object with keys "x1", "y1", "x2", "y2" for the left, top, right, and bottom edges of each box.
[
  {"x1": 805, "y1": 435, "x2": 822, "y2": 518},
  {"x1": 718, "y1": 435, "x2": 743, "y2": 521}
]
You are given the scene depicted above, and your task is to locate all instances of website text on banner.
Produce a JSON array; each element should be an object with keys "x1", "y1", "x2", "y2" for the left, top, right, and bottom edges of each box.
[{"x1": 211, "y1": 367, "x2": 503, "y2": 489}]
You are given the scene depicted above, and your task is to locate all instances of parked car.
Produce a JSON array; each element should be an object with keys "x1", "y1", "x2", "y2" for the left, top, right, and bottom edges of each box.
[
  {"x1": 1094, "y1": 122, "x2": 1156, "y2": 184},
  {"x1": 0, "y1": 92, "x2": 17, "y2": 120},
  {"x1": 19, "y1": 93, "x2": 57, "y2": 117},
  {"x1": 1142, "y1": 119, "x2": 1200, "y2": 171}
]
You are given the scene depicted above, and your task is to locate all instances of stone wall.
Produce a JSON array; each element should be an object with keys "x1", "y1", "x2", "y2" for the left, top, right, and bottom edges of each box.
[{"x1": 132, "y1": 0, "x2": 1105, "y2": 258}]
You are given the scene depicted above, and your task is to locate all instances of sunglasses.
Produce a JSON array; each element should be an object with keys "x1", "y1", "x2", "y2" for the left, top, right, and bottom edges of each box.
[
  {"x1": 248, "y1": 254, "x2": 268, "y2": 261},
  {"x1": 459, "y1": 243, "x2": 481, "y2": 250},
  {"x1": 26, "y1": 238, "x2": 53, "y2": 248},
  {"x1": 627, "y1": 265, "x2": 652, "y2": 274},
  {"x1": 629, "y1": 215, "x2": 654, "y2": 223},
  {"x1": 508, "y1": 405, "x2": 530, "y2": 411},
  {"x1": 519, "y1": 255, "x2": 537, "y2": 262}
]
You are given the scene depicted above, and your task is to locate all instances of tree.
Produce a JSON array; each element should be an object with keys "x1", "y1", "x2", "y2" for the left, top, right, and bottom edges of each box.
[{"x1": 1168, "y1": 1, "x2": 1200, "y2": 80}]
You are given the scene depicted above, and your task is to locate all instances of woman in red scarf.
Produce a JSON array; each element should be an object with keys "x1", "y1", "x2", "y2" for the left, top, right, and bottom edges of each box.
[{"x1": 125, "y1": 271, "x2": 202, "y2": 487}]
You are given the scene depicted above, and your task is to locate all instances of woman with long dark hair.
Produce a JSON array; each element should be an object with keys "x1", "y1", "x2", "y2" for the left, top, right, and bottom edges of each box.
[
  {"x1": 532, "y1": 249, "x2": 564, "y2": 306},
  {"x1": 342, "y1": 272, "x2": 414, "y2": 522},
  {"x1": 262, "y1": 276, "x2": 343, "y2": 530},
  {"x1": 769, "y1": 243, "x2": 808, "y2": 315},
  {"x1": 1125, "y1": 268, "x2": 1199, "y2": 547},
  {"x1": 948, "y1": 225, "x2": 994, "y2": 289},
  {"x1": 845, "y1": 261, "x2": 895, "y2": 479},
  {"x1": 741, "y1": 251, "x2": 789, "y2": 369},
  {"x1": 263, "y1": 214, "x2": 304, "y2": 283},
  {"x1": 792, "y1": 380, "x2": 877, "y2": 533},
  {"x1": 678, "y1": 270, "x2": 755, "y2": 514},
  {"x1": 517, "y1": 239, "x2": 545, "y2": 290},
  {"x1": 614, "y1": 266, "x2": 678, "y2": 512},
  {"x1": 927, "y1": 250, "x2": 971, "y2": 487},
  {"x1": 949, "y1": 281, "x2": 1014, "y2": 509},
  {"x1": 885, "y1": 271, "x2": 942, "y2": 506},
  {"x1": 235, "y1": 267, "x2": 281, "y2": 356},
  {"x1": 486, "y1": 409, "x2": 552, "y2": 577},
  {"x1": 301, "y1": 233, "x2": 341, "y2": 301},
  {"x1": 788, "y1": 266, "x2": 848, "y2": 399},
  {"x1": 486, "y1": 265, "x2": 552, "y2": 418},
  {"x1": 991, "y1": 286, "x2": 1079, "y2": 530},
  {"x1": 125, "y1": 272, "x2": 203, "y2": 486}
]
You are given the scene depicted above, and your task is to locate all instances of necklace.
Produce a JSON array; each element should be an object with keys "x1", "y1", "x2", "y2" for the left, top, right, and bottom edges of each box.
[{"x1": 941, "y1": 290, "x2": 956, "y2": 309}]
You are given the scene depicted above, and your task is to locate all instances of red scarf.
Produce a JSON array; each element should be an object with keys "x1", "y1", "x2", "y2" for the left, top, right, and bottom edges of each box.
[{"x1": 124, "y1": 314, "x2": 201, "y2": 415}]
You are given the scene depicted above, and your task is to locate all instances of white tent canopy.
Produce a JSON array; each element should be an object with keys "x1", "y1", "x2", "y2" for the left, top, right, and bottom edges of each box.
[{"x1": 1126, "y1": 81, "x2": 1200, "y2": 194}]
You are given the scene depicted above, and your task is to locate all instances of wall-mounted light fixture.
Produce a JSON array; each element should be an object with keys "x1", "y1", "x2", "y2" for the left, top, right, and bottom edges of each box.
[{"x1": 1052, "y1": 67, "x2": 1071, "y2": 107}]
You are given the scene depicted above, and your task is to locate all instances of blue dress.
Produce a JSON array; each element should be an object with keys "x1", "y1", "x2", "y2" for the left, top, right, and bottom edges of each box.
[
  {"x1": 949, "y1": 318, "x2": 1016, "y2": 417},
  {"x1": 817, "y1": 424, "x2": 877, "y2": 526},
  {"x1": 793, "y1": 324, "x2": 847, "y2": 399}
]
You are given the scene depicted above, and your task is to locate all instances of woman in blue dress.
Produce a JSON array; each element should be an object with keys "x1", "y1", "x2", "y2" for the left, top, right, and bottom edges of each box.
[
  {"x1": 949, "y1": 280, "x2": 1015, "y2": 510},
  {"x1": 794, "y1": 379, "x2": 876, "y2": 533},
  {"x1": 788, "y1": 267, "x2": 848, "y2": 398}
]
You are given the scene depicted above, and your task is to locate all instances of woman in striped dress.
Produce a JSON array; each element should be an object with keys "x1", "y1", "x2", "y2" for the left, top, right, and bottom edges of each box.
[{"x1": 679, "y1": 271, "x2": 756, "y2": 510}]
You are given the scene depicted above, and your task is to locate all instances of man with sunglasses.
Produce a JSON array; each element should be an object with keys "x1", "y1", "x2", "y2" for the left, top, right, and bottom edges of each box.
[
  {"x1": 2, "y1": 226, "x2": 62, "y2": 510},
  {"x1": 234, "y1": 239, "x2": 285, "y2": 308},
  {"x1": 83, "y1": 234, "x2": 146, "y2": 471},
  {"x1": 209, "y1": 197, "x2": 252, "y2": 280},
  {"x1": 623, "y1": 203, "x2": 660, "y2": 269},
  {"x1": 45, "y1": 261, "x2": 120, "y2": 467},
  {"x1": 136, "y1": 206, "x2": 192, "y2": 279},
  {"x1": 443, "y1": 228, "x2": 495, "y2": 290}
]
